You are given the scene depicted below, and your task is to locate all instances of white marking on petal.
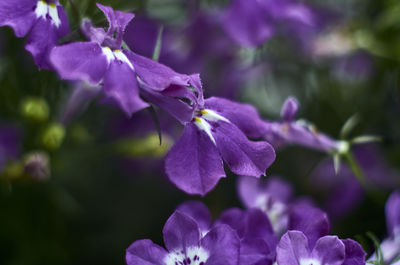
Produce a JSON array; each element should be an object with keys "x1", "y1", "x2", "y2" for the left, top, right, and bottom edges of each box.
[
  {"x1": 164, "y1": 247, "x2": 209, "y2": 265},
  {"x1": 48, "y1": 3, "x2": 61, "y2": 27},
  {"x1": 194, "y1": 117, "x2": 216, "y2": 145},
  {"x1": 300, "y1": 258, "x2": 321, "y2": 265},
  {"x1": 102, "y1": 46, "x2": 115, "y2": 64},
  {"x1": 200, "y1": 109, "x2": 230, "y2": 123},
  {"x1": 35, "y1": 0, "x2": 48, "y2": 19},
  {"x1": 113, "y1": 50, "x2": 135, "y2": 70}
]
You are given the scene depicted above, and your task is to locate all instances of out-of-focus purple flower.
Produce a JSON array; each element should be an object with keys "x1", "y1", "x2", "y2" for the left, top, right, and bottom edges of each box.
[
  {"x1": 369, "y1": 191, "x2": 400, "y2": 264},
  {"x1": 177, "y1": 201, "x2": 277, "y2": 265},
  {"x1": 264, "y1": 97, "x2": 344, "y2": 153},
  {"x1": 50, "y1": 4, "x2": 190, "y2": 117},
  {"x1": 221, "y1": 0, "x2": 321, "y2": 48},
  {"x1": 310, "y1": 144, "x2": 400, "y2": 218},
  {"x1": 0, "y1": 0, "x2": 69, "y2": 69},
  {"x1": 333, "y1": 51, "x2": 375, "y2": 82},
  {"x1": 165, "y1": 90, "x2": 275, "y2": 195},
  {"x1": 126, "y1": 211, "x2": 240, "y2": 265},
  {"x1": 237, "y1": 176, "x2": 292, "y2": 235},
  {"x1": 0, "y1": 125, "x2": 19, "y2": 172}
]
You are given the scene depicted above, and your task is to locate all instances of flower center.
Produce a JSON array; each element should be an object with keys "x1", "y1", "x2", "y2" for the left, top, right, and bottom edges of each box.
[
  {"x1": 164, "y1": 246, "x2": 209, "y2": 265},
  {"x1": 34, "y1": 0, "x2": 61, "y2": 27},
  {"x1": 192, "y1": 109, "x2": 230, "y2": 144},
  {"x1": 300, "y1": 258, "x2": 321, "y2": 265},
  {"x1": 101, "y1": 47, "x2": 134, "y2": 70}
]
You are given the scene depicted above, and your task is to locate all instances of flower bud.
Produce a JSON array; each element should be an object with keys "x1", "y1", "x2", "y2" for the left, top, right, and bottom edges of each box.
[
  {"x1": 20, "y1": 97, "x2": 49, "y2": 123},
  {"x1": 41, "y1": 123, "x2": 66, "y2": 151},
  {"x1": 23, "y1": 152, "x2": 50, "y2": 181}
]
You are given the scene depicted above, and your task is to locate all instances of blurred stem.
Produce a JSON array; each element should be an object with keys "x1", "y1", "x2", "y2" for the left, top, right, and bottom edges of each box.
[
  {"x1": 68, "y1": 0, "x2": 81, "y2": 22},
  {"x1": 152, "y1": 26, "x2": 164, "y2": 62},
  {"x1": 343, "y1": 151, "x2": 368, "y2": 189}
]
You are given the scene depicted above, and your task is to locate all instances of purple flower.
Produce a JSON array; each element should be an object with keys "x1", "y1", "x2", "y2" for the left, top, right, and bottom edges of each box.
[
  {"x1": 0, "y1": 0, "x2": 69, "y2": 69},
  {"x1": 177, "y1": 201, "x2": 277, "y2": 265},
  {"x1": 369, "y1": 191, "x2": 400, "y2": 264},
  {"x1": 237, "y1": 176, "x2": 292, "y2": 235},
  {"x1": 165, "y1": 94, "x2": 275, "y2": 195},
  {"x1": 221, "y1": 0, "x2": 319, "y2": 47},
  {"x1": 126, "y1": 210, "x2": 240, "y2": 265},
  {"x1": 264, "y1": 97, "x2": 344, "y2": 153},
  {"x1": 50, "y1": 3, "x2": 189, "y2": 117}
]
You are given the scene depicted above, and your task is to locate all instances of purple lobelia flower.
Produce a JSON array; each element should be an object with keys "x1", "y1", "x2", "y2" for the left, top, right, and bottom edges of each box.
[
  {"x1": 237, "y1": 175, "x2": 293, "y2": 235},
  {"x1": 165, "y1": 89, "x2": 276, "y2": 195},
  {"x1": 0, "y1": 0, "x2": 69, "y2": 69},
  {"x1": 177, "y1": 201, "x2": 277, "y2": 265},
  {"x1": 50, "y1": 3, "x2": 190, "y2": 117},
  {"x1": 369, "y1": 191, "x2": 400, "y2": 265},
  {"x1": 264, "y1": 97, "x2": 345, "y2": 154},
  {"x1": 221, "y1": 0, "x2": 319, "y2": 48},
  {"x1": 126, "y1": 210, "x2": 240, "y2": 265}
]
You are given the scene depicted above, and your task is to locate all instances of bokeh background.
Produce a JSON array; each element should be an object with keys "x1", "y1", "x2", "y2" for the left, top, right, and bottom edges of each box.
[{"x1": 0, "y1": 0, "x2": 400, "y2": 264}]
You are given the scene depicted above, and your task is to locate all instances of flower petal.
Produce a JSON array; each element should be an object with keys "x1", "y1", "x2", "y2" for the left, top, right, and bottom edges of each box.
[
  {"x1": 204, "y1": 97, "x2": 267, "y2": 138},
  {"x1": 280, "y1": 97, "x2": 299, "y2": 121},
  {"x1": 0, "y1": 0, "x2": 36, "y2": 37},
  {"x1": 126, "y1": 239, "x2": 167, "y2": 265},
  {"x1": 165, "y1": 123, "x2": 225, "y2": 195},
  {"x1": 311, "y1": 236, "x2": 345, "y2": 265},
  {"x1": 386, "y1": 191, "x2": 400, "y2": 237},
  {"x1": 176, "y1": 201, "x2": 212, "y2": 234},
  {"x1": 50, "y1": 42, "x2": 109, "y2": 84},
  {"x1": 103, "y1": 61, "x2": 149, "y2": 116},
  {"x1": 342, "y1": 239, "x2": 366, "y2": 265},
  {"x1": 213, "y1": 122, "x2": 275, "y2": 177},
  {"x1": 201, "y1": 224, "x2": 240, "y2": 265},
  {"x1": 276, "y1": 231, "x2": 310, "y2": 265},
  {"x1": 163, "y1": 211, "x2": 201, "y2": 252}
]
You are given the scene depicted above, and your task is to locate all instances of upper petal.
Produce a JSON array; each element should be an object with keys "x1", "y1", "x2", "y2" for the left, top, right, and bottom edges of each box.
[
  {"x1": 288, "y1": 203, "x2": 330, "y2": 249},
  {"x1": 50, "y1": 42, "x2": 109, "y2": 84},
  {"x1": 125, "y1": 50, "x2": 189, "y2": 91},
  {"x1": 276, "y1": 231, "x2": 310, "y2": 265},
  {"x1": 96, "y1": 3, "x2": 116, "y2": 34},
  {"x1": 386, "y1": 191, "x2": 400, "y2": 237},
  {"x1": 213, "y1": 122, "x2": 275, "y2": 177},
  {"x1": 342, "y1": 239, "x2": 366, "y2": 265},
  {"x1": 162, "y1": 211, "x2": 201, "y2": 253},
  {"x1": 201, "y1": 224, "x2": 240, "y2": 265},
  {"x1": 204, "y1": 97, "x2": 268, "y2": 139},
  {"x1": 103, "y1": 60, "x2": 149, "y2": 116},
  {"x1": 165, "y1": 123, "x2": 225, "y2": 195},
  {"x1": 0, "y1": 0, "x2": 36, "y2": 37},
  {"x1": 280, "y1": 97, "x2": 299, "y2": 121},
  {"x1": 176, "y1": 201, "x2": 212, "y2": 234},
  {"x1": 126, "y1": 239, "x2": 167, "y2": 265},
  {"x1": 311, "y1": 236, "x2": 345, "y2": 265}
]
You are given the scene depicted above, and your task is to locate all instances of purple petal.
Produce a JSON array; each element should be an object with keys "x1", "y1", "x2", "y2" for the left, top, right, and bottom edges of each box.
[
  {"x1": 125, "y1": 50, "x2": 189, "y2": 91},
  {"x1": 386, "y1": 191, "x2": 400, "y2": 237},
  {"x1": 237, "y1": 175, "x2": 293, "y2": 209},
  {"x1": 96, "y1": 3, "x2": 115, "y2": 34},
  {"x1": 0, "y1": 126, "x2": 20, "y2": 171},
  {"x1": 342, "y1": 239, "x2": 366, "y2": 265},
  {"x1": 205, "y1": 97, "x2": 268, "y2": 138},
  {"x1": 162, "y1": 211, "x2": 201, "y2": 252},
  {"x1": 103, "y1": 61, "x2": 149, "y2": 116},
  {"x1": 55, "y1": 5, "x2": 70, "y2": 38},
  {"x1": 25, "y1": 18, "x2": 58, "y2": 69},
  {"x1": 288, "y1": 203, "x2": 330, "y2": 249},
  {"x1": 126, "y1": 239, "x2": 167, "y2": 265},
  {"x1": 81, "y1": 19, "x2": 107, "y2": 44},
  {"x1": 213, "y1": 122, "x2": 275, "y2": 177},
  {"x1": 240, "y1": 238, "x2": 274, "y2": 265},
  {"x1": 50, "y1": 42, "x2": 109, "y2": 84},
  {"x1": 165, "y1": 123, "x2": 225, "y2": 196},
  {"x1": 276, "y1": 231, "x2": 310, "y2": 265},
  {"x1": 221, "y1": 0, "x2": 274, "y2": 47},
  {"x1": 176, "y1": 201, "x2": 212, "y2": 233},
  {"x1": 311, "y1": 236, "x2": 345, "y2": 265},
  {"x1": 0, "y1": 0, "x2": 36, "y2": 37},
  {"x1": 201, "y1": 225, "x2": 240, "y2": 265},
  {"x1": 280, "y1": 97, "x2": 299, "y2": 121}
]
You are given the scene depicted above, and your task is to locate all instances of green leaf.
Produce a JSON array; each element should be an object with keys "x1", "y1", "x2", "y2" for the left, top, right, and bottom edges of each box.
[
  {"x1": 351, "y1": 135, "x2": 383, "y2": 144},
  {"x1": 147, "y1": 105, "x2": 162, "y2": 145},
  {"x1": 366, "y1": 232, "x2": 385, "y2": 265},
  {"x1": 340, "y1": 113, "x2": 360, "y2": 139}
]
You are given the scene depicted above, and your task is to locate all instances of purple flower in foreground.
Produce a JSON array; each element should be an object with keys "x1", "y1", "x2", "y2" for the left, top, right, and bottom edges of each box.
[
  {"x1": 177, "y1": 201, "x2": 277, "y2": 265},
  {"x1": 50, "y1": 3, "x2": 189, "y2": 116},
  {"x1": 0, "y1": 0, "x2": 69, "y2": 69},
  {"x1": 126, "y1": 211, "x2": 240, "y2": 265},
  {"x1": 264, "y1": 97, "x2": 344, "y2": 154},
  {"x1": 165, "y1": 92, "x2": 275, "y2": 195}
]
